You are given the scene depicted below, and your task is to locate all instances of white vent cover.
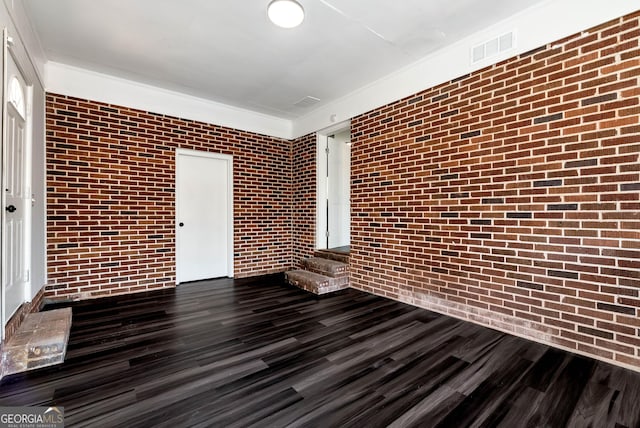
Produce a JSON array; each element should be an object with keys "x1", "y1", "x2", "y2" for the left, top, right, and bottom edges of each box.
[
  {"x1": 472, "y1": 31, "x2": 515, "y2": 64},
  {"x1": 294, "y1": 96, "x2": 321, "y2": 108}
]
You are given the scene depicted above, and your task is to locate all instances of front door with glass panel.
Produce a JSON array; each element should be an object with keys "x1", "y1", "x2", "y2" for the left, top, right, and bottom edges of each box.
[{"x1": 2, "y1": 40, "x2": 30, "y2": 326}]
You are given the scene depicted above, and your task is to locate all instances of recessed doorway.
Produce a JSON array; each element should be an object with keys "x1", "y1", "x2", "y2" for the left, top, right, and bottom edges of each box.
[{"x1": 316, "y1": 124, "x2": 350, "y2": 252}]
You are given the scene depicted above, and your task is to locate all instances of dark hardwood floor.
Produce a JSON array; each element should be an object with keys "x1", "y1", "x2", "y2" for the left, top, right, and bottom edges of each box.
[{"x1": 1, "y1": 275, "x2": 639, "y2": 427}]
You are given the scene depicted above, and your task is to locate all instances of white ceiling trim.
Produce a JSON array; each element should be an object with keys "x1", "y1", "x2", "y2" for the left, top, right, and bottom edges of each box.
[
  {"x1": 45, "y1": 62, "x2": 293, "y2": 139},
  {"x1": 295, "y1": 0, "x2": 640, "y2": 137},
  {"x1": 44, "y1": 0, "x2": 640, "y2": 140}
]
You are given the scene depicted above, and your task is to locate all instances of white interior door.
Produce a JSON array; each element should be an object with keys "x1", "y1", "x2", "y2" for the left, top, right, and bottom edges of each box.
[
  {"x1": 2, "y1": 36, "x2": 30, "y2": 325},
  {"x1": 176, "y1": 149, "x2": 233, "y2": 283}
]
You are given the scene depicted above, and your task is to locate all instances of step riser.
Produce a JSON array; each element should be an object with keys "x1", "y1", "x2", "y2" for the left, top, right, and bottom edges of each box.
[
  {"x1": 300, "y1": 258, "x2": 348, "y2": 277},
  {"x1": 304, "y1": 266, "x2": 348, "y2": 279},
  {"x1": 285, "y1": 271, "x2": 349, "y2": 295},
  {"x1": 314, "y1": 251, "x2": 349, "y2": 264}
]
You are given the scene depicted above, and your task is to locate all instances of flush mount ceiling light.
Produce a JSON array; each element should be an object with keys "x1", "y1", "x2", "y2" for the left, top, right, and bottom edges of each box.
[{"x1": 268, "y1": 0, "x2": 305, "y2": 29}]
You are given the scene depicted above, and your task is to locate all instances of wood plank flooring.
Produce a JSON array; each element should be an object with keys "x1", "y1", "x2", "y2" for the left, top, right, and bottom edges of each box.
[{"x1": 1, "y1": 274, "x2": 639, "y2": 427}]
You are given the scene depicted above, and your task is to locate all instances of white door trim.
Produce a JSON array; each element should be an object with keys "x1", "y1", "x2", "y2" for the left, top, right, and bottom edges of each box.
[{"x1": 175, "y1": 148, "x2": 234, "y2": 283}]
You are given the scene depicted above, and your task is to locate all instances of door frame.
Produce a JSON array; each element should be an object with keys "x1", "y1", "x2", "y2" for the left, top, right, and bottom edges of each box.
[
  {"x1": 175, "y1": 148, "x2": 234, "y2": 284},
  {"x1": 316, "y1": 120, "x2": 350, "y2": 250},
  {"x1": 1, "y1": 29, "x2": 33, "y2": 338}
]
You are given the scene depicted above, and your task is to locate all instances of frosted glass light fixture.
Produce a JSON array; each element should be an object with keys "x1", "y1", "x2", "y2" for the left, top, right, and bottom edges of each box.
[{"x1": 268, "y1": 0, "x2": 304, "y2": 28}]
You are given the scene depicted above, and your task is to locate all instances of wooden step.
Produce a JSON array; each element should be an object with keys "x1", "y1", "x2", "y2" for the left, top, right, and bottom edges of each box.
[
  {"x1": 285, "y1": 270, "x2": 349, "y2": 295},
  {"x1": 301, "y1": 257, "x2": 348, "y2": 278},
  {"x1": 3, "y1": 308, "x2": 72, "y2": 376}
]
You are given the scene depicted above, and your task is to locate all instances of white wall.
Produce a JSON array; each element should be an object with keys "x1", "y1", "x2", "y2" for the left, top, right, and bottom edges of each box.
[
  {"x1": 2, "y1": 0, "x2": 46, "y2": 82},
  {"x1": 29, "y1": 78, "x2": 45, "y2": 299},
  {"x1": 45, "y1": 62, "x2": 293, "y2": 140}
]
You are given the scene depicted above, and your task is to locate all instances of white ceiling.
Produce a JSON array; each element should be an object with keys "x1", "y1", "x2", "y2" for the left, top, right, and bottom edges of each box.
[{"x1": 23, "y1": 0, "x2": 547, "y2": 121}]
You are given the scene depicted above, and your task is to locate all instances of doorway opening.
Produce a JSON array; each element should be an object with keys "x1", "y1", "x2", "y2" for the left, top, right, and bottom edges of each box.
[{"x1": 316, "y1": 122, "x2": 350, "y2": 254}]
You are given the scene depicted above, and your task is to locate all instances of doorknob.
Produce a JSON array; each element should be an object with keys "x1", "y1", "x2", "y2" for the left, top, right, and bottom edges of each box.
[
  {"x1": 5, "y1": 204, "x2": 16, "y2": 213},
  {"x1": 179, "y1": 222, "x2": 184, "y2": 227}
]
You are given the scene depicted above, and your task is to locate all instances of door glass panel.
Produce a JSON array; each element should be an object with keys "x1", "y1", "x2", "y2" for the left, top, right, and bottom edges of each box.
[{"x1": 8, "y1": 76, "x2": 25, "y2": 119}]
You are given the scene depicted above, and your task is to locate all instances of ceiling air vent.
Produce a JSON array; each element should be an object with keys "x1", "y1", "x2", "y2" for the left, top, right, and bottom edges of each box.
[
  {"x1": 471, "y1": 31, "x2": 515, "y2": 64},
  {"x1": 294, "y1": 96, "x2": 320, "y2": 108}
]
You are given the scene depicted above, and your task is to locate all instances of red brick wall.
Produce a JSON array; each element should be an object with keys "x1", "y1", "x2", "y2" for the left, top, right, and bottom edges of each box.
[
  {"x1": 351, "y1": 13, "x2": 640, "y2": 370},
  {"x1": 292, "y1": 133, "x2": 317, "y2": 266},
  {"x1": 46, "y1": 94, "x2": 292, "y2": 300}
]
